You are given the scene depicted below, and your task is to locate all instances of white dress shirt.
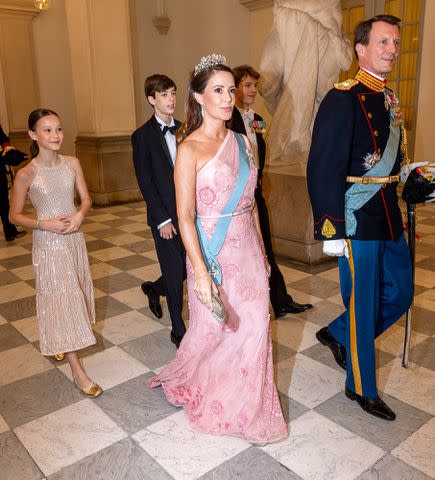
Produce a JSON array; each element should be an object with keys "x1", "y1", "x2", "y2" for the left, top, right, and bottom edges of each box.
[
  {"x1": 237, "y1": 107, "x2": 259, "y2": 168},
  {"x1": 155, "y1": 115, "x2": 177, "y2": 230},
  {"x1": 361, "y1": 67, "x2": 386, "y2": 82}
]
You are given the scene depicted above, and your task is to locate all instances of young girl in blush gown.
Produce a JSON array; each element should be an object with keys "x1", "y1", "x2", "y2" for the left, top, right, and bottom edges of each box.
[
  {"x1": 149, "y1": 55, "x2": 287, "y2": 444},
  {"x1": 9, "y1": 109, "x2": 102, "y2": 398}
]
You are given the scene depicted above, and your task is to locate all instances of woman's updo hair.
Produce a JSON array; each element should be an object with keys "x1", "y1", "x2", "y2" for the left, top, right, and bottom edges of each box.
[
  {"x1": 177, "y1": 54, "x2": 233, "y2": 143},
  {"x1": 28, "y1": 108, "x2": 60, "y2": 158}
]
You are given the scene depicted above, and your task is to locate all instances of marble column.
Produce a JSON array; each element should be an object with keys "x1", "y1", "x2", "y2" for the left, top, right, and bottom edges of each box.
[
  {"x1": 64, "y1": 0, "x2": 140, "y2": 205},
  {"x1": 0, "y1": 0, "x2": 39, "y2": 153}
]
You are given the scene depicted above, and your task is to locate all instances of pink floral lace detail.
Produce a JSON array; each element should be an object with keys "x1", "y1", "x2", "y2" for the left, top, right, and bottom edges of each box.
[
  {"x1": 210, "y1": 400, "x2": 224, "y2": 415},
  {"x1": 198, "y1": 186, "x2": 218, "y2": 207},
  {"x1": 223, "y1": 263, "x2": 240, "y2": 279},
  {"x1": 236, "y1": 279, "x2": 265, "y2": 302},
  {"x1": 229, "y1": 234, "x2": 240, "y2": 248},
  {"x1": 213, "y1": 170, "x2": 230, "y2": 192}
]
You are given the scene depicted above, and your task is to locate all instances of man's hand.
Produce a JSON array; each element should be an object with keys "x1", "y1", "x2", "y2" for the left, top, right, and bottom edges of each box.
[
  {"x1": 399, "y1": 162, "x2": 429, "y2": 183},
  {"x1": 159, "y1": 222, "x2": 177, "y2": 239},
  {"x1": 323, "y1": 239, "x2": 349, "y2": 258}
]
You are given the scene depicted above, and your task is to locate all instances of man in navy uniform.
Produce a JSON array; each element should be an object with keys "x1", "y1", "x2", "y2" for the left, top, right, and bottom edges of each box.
[
  {"x1": 230, "y1": 65, "x2": 312, "y2": 318},
  {"x1": 307, "y1": 15, "x2": 418, "y2": 420}
]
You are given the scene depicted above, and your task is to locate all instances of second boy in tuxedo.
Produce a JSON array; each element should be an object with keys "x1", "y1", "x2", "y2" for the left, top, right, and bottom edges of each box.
[
  {"x1": 230, "y1": 65, "x2": 312, "y2": 318},
  {"x1": 132, "y1": 74, "x2": 186, "y2": 348}
]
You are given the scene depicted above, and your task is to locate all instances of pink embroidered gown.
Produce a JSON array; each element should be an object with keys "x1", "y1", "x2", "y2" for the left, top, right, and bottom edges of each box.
[{"x1": 149, "y1": 131, "x2": 288, "y2": 443}]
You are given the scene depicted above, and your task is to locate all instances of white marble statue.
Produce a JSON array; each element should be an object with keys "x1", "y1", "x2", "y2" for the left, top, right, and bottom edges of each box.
[{"x1": 259, "y1": 0, "x2": 353, "y2": 165}]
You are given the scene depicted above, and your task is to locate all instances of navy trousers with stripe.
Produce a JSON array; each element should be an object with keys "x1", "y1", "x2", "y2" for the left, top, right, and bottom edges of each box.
[{"x1": 328, "y1": 233, "x2": 413, "y2": 398}]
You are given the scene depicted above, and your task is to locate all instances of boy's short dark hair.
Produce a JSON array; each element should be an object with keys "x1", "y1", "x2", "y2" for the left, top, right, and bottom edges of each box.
[
  {"x1": 144, "y1": 74, "x2": 176, "y2": 99},
  {"x1": 232, "y1": 65, "x2": 260, "y2": 87},
  {"x1": 354, "y1": 15, "x2": 401, "y2": 58}
]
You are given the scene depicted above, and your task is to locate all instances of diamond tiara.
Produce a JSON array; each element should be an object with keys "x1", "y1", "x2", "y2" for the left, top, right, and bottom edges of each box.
[{"x1": 194, "y1": 54, "x2": 227, "y2": 76}]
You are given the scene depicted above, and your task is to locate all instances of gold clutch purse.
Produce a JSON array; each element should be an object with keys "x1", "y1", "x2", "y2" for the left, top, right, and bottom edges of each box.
[{"x1": 211, "y1": 290, "x2": 226, "y2": 324}]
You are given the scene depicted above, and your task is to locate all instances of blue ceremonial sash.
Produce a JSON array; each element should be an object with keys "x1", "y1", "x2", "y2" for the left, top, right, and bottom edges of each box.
[
  {"x1": 195, "y1": 133, "x2": 250, "y2": 285},
  {"x1": 345, "y1": 121, "x2": 400, "y2": 236}
]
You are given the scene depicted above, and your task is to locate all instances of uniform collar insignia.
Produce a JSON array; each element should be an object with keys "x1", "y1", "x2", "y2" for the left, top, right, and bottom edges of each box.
[{"x1": 355, "y1": 69, "x2": 386, "y2": 92}]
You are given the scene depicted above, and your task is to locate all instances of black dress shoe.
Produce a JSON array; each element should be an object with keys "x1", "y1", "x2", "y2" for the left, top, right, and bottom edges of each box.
[
  {"x1": 274, "y1": 300, "x2": 313, "y2": 317},
  {"x1": 345, "y1": 387, "x2": 396, "y2": 421},
  {"x1": 141, "y1": 281, "x2": 162, "y2": 319},
  {"x1": 170, "y1": 331, "x2": 183, "y2": 349},
  {"x1": 316, "y1": 327, "x2": 346, "y2": 370},
  {"x1": 5, "y1": 230, "x2": 26, "y2": 241}
]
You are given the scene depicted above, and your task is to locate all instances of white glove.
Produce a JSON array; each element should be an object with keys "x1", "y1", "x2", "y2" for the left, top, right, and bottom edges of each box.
[
  {"x1": 426, "y1": 192, "x2": 435, "y2": 204},
  {"x1": 323, "y1": 239, "x2": 349, "y2": 258},
  {"x1": 400, "y1": 161, "x2": 428, "y2": 183}
]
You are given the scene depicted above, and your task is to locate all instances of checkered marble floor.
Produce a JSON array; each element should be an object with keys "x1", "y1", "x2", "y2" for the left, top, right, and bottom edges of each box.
[{"x1": 0, "y1": 201, "x2": 434, "y2": 480}]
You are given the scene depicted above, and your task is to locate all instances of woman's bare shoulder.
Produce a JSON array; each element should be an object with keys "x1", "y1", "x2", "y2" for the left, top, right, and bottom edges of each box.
[{"x1": 178, "y1": 135, "x2": 201, "y2": 156}]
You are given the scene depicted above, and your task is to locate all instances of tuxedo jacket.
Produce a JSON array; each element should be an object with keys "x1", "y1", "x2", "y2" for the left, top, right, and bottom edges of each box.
[
  {"x1": 307, "y1": 71, "x2": 403, "y2": 241},
  {"x1": 229, "y1": 108, "x2": 266, "y2": 184},
  {"x1": 132, "y1": 115, "x2": 181, "y2": 228}
]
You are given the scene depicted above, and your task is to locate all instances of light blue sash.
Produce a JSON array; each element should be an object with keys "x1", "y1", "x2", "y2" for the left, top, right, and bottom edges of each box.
[
  {"x1": 345, "y1": 121, "x2": 400, "y2": 236},
  {"x1": 195, "y1": 133, "x2": 250, "y2": 285}
]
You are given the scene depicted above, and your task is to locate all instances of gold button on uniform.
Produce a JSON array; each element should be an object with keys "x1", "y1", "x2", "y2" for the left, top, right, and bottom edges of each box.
[
  {"x1": 361, "y1": 95, "x2": 366, "y2": 101},
  {"x1": 368, "y1": 112, "x2": 373, "y2": 118},
  {"x1": 374, "y1": 130, "x2": 379, "y2": 136}
]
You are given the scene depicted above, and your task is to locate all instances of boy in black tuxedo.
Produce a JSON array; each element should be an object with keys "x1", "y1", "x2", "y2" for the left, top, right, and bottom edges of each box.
[
  {"x1": 230, "y1": 65, "x2": 312, "y2": 318},
  {"x1": 132, "y1": 74, "x2": 186, "y2": 348}
]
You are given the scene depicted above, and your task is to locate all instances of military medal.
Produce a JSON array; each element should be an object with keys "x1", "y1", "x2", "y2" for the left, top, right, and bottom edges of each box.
[
  {"x1": 384, "y1": 92, "x2": 403, "y2": 126},
  {"x1": 363, "y1": 151, "x2": 381, "y2": 171},
  {"x1": 249, "y1": 119, "x2": 266, "y2": 134}
]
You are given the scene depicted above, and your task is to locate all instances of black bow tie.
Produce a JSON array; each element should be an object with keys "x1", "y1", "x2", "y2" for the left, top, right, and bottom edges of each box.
[{"x1": 162, "y1": 125, "x2": 177, "y2": 136}]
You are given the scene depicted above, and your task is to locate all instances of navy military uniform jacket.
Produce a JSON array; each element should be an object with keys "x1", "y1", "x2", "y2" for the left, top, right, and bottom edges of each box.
[{"x1": 307, "y1": 69, "x2": 404, "y2": 241}]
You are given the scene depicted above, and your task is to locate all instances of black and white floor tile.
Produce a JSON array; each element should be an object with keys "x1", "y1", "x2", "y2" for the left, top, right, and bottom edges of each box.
[{"x1": 0, "y1": 201, "x2": 434, "y2": 480}]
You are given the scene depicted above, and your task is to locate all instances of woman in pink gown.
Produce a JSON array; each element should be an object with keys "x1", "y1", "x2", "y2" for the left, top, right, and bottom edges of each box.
[{"x1": 149, "y1": 55, "x2": 287, "y2": 444}]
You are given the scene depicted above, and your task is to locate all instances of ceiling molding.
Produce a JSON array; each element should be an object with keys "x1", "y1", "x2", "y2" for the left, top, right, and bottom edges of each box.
[
  {"x1": 0, "y1": 1, "x2": 39, "y2": 16},
  {"x1": 239, "y1": 0, "x2": 274, "y2": 11}
]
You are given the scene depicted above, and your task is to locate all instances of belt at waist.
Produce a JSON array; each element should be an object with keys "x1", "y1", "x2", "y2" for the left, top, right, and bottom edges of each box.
[
  {"x1": 346, "y1": 175, "x2": 399, "y2": 184},
  {"x1": 196, "y1": 203, "x2": 253, "y2": 219}
]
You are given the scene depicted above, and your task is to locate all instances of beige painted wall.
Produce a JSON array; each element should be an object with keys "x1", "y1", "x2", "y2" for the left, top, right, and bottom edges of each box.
[
  {"x1": 0, "y1": 42, "x2": 9, "y2": 131},
  {"x1": 131, "y1": 0, "x2": 251, "y2": 125},
  {"x1": 32, "y1": 0, "x2": 77, "y2": 154},
  {"x1": 0, "y1": 12, "x2": 39, "y2": 132},
  {"x1": 414, "y1": 0, "x2": 434, "y2": 163},
  {"x1": 249, "y1": 5, "x2": 273, "y2": 122},
  {"x1": 64, "y1": 0, "x2": 136, "y2": 136}
]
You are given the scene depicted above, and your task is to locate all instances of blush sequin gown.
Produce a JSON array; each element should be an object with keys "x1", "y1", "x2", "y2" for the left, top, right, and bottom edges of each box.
[
  {"x1": 150, "y1": 131, "x2": 288, "y2": 443},
  {"x1": 28, "y1": 156, "x2": 96, "y2": 356}
]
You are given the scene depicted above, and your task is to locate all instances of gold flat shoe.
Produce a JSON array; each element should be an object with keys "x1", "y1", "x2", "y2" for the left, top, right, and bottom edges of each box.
[
  {"x1": 54, "y1": 353, "x2": 65, "y2": 361},
  {"x1": 73, "y1": 378, "x2": 103, "y2": 398}
]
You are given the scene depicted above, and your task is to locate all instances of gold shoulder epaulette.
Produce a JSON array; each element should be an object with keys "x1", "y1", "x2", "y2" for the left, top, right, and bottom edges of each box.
[{"x1": 334, "y1": 79, "x2": 359, "y2": 91}]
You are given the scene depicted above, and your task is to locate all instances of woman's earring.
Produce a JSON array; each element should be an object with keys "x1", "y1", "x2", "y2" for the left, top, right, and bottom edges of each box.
[{"x1": 201, "y1": 106, "x2": 204, "y2": 117}]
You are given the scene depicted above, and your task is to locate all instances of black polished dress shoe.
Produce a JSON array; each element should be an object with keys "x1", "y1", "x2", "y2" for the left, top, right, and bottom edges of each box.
[
  {"x1": 316, "y1": 327, "x2": 346, "y2": 370},
  {"x1": 141, "y1": 281, "x2": 162, "y2": 319},
  {"x1": 5, "y1": 230, "x2": 27, "y2": 242},
  {"x1": 274, "y1": 300, "x2": 313, "y2": 318},
  {"x1": 345, "y1": 387, "x2": 396, "y2": 421},
  {"x1": 170, "y1": 331, "x2": 183, "y2": 349}
]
